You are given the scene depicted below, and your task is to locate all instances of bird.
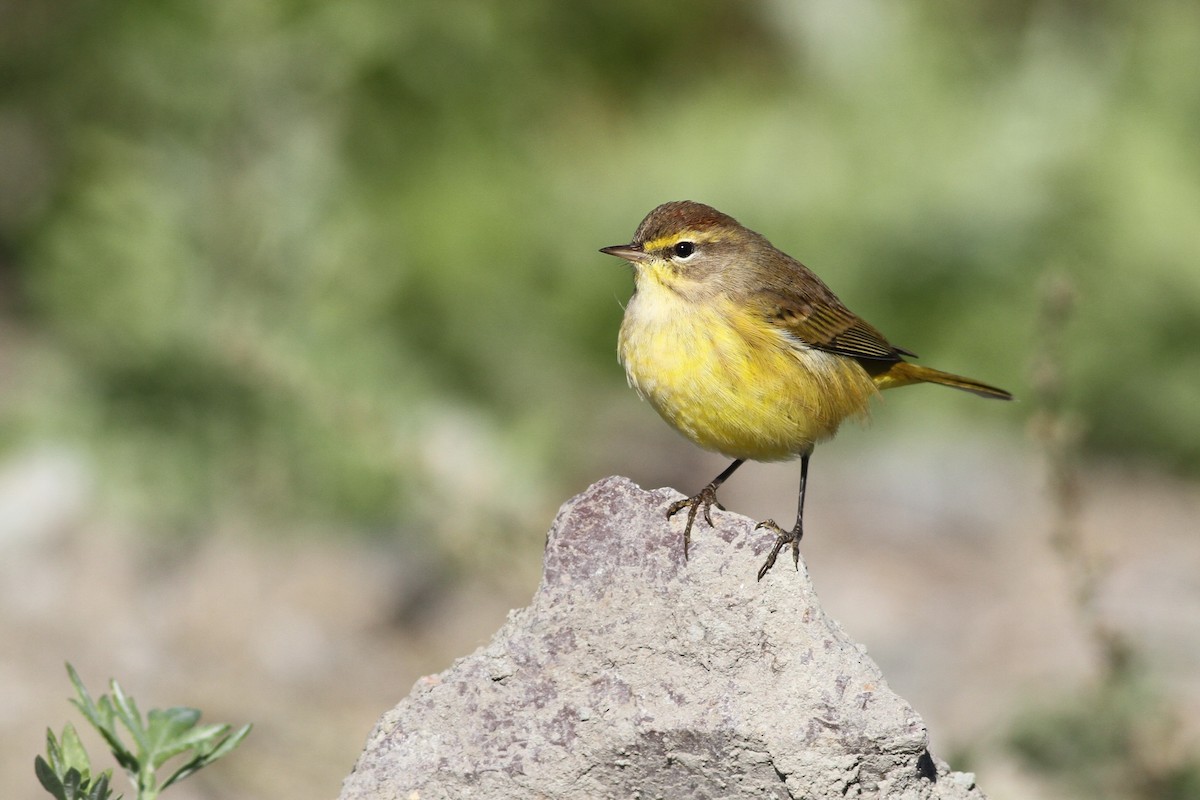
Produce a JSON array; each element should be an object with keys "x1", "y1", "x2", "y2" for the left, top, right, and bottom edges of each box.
[{"x1": 600, "y1": 201, "x2": 1012, "y2": 579}]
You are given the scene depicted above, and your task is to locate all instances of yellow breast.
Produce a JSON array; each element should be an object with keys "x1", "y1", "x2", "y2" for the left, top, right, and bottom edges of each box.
[{"x1": 618, "y1": 282, "x2": 877, "y2": 461}]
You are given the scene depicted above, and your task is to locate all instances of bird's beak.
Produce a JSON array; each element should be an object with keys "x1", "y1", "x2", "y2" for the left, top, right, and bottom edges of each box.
[{"x1": 599, "y1": 243, "x2": 648, "y2": 263}]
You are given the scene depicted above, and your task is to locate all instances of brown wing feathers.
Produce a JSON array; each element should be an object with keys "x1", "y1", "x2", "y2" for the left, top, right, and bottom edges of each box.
[{"x1": 758, "y1": 290, "x2": 914, "y2": 363}]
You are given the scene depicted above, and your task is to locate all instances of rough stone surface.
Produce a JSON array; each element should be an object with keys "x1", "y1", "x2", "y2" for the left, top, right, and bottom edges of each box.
[{"x1": 339, "y1": 476, "x2": 988, "y2": 799}]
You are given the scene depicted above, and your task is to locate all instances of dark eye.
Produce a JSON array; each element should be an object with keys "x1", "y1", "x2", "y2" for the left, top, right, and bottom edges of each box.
[{"x1": 672, "y1": 241, "x2": 695, "y2": 259}]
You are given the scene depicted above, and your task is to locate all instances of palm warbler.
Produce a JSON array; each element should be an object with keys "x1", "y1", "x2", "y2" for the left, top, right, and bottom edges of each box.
[{"x1": 601, "y1": 200, "x2": 1012, "y2": 579}]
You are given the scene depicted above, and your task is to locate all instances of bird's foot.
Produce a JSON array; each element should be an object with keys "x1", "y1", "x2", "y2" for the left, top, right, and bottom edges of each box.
[
  {"x1": 754, "y1": 519, "x2": 803, "y2": 581},
  {"x1": 666, "y1": 484, "x2": 726, "y2": 559}
]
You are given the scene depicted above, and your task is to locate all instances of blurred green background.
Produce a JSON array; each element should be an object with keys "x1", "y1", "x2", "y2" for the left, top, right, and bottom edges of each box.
[
  {"x1": 3, "y1": 1, "x2": 1199, "y2": 799},
  {"x1": 4, "y1": 0, "x2": 1198, "y2": 535}
]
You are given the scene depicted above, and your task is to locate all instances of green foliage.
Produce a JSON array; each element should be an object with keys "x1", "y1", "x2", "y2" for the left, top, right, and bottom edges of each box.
[
  {"x1": 35, "y1": 724, "x2": 118, "y2": 800},
  {"x1": 35, "y1": 664, "x2": 251, "y2": 800},
  {"x1": 2, "y1": 1, "x2": 1199, "y2": 528},
  {"x1": 1009, "y1": 669, "x2": 1200, "y2": 800}
]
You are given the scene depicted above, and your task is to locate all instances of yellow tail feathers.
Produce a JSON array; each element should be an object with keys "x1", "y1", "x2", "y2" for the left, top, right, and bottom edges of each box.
[{"x1": 874, "y1": 361, "x2": 1013, "y2": 400}]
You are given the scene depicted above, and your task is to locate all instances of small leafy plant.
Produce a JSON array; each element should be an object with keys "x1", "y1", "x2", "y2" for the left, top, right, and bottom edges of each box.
[{"x1": 35, "y1": 664, "x2": 251, "y2": 800}]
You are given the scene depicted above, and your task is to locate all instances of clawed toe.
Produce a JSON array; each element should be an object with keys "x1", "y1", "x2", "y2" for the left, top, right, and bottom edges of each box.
[
  {"x1": 756, "y1": 520, "x2": 803, "y2": 581},
  {"x1": 666, "y1": 484, "x2": 723, "y2": 559}
]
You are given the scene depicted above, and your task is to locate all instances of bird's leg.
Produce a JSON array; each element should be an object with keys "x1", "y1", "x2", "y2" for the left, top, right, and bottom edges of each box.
[
  {"x1": 667, "y1": 459, "x2": 744, "y2": 559},
  {"x1": 756, "y1": 453, "x2": 811, "y2": 580}
]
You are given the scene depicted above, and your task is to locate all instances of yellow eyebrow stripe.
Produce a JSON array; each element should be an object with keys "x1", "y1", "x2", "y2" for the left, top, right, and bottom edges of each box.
[{"x1": 642, "y1": 230, "x2": 728, "y2": 253}]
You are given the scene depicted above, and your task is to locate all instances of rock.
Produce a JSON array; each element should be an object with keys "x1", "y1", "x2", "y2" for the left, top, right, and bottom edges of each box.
[{"x1": 339, "y1": 476, "x2": 987, "y2": 799}]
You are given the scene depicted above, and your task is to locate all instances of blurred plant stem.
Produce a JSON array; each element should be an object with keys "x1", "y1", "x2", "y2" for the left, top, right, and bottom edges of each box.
[
  {"x1": 1029, "y1": 270, "x2": 1130, "y2": 680},
  {"x1": 1018, "y1": 270, "x2": 1200, "y2": 800}
]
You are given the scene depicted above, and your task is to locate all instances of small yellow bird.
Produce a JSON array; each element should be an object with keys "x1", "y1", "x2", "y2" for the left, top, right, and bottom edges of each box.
[{"x1": 601, "y1": 201, "x2": 1011, "y2": 579}]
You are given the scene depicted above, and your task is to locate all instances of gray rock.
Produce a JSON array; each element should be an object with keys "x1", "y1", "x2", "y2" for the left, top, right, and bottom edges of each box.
[{"x1": 339, "y1": 476, "x2": 987, "y2": 799}]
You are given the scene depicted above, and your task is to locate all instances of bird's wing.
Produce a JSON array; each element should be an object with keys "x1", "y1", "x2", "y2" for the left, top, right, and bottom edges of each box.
[{"x1": 752, "y1": 283, "x2": 916, "y2": 362}]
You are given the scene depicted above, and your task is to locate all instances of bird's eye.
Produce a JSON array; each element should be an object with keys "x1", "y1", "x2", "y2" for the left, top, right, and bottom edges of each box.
[{"x1": 672, "y1": 241, "x2": 696, "y2": 259}]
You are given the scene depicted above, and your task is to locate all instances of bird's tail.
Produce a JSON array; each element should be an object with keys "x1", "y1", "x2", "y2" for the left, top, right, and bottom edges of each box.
[{"x1": 874, "y1": 361, "x2": 1012, "y2": 400}]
